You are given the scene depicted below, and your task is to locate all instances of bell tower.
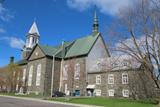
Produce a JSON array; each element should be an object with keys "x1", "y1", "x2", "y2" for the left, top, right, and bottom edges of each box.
[{"x1": 22, "y1": 21, "x2": 40, "y2": 59}]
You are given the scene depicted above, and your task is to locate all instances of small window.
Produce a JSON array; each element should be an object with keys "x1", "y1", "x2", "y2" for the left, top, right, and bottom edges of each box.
[
  {"x1": 63, "y1": 65, "x2": 68, "y2": 80},
  {"x1": 122, "y1": 73, "x2": 128, "y2": 84},
  {"x1": 108, "y1": 74, "x2": 114, "y2": 84},
  {"x1": 95, "y1": 89, "x2": 101, "y2": 96},
  {"x1": 74, "y1": 63, "x2": 80, "y2": 79},
  {"x1": 108, "y1": 89, "x2": 114, "y2": 96},
  {"x1": 96, "y1": 75, "x2": 101, "y2": 85},
  {"x1": 122, "y1": 89, "x2": 129, "y2": 97}
]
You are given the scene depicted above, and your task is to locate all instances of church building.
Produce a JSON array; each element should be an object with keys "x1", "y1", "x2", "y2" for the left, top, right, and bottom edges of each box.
[{"x1": 16, "y1": 11, "x2": 156, "y2": 98}]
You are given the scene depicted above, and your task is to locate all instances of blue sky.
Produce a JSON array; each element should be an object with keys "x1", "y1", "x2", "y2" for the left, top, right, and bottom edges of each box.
[{"x1": 0, "y1": 0, "x2": 135, "y2": 67}]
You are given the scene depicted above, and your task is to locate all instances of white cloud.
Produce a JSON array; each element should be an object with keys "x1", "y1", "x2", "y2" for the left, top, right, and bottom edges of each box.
[
  {"x1": 67, "y1": 0, "x2": 138, "y2": 16},
  {"x1": 0, "y1": 28, "x2": 5, "y2": 33},
  {"x1": 0, "y1": 4, "x2": 13, "y2": 22},
  {"x1": 0, "y1": 37, "x2": 25, "y2": 49}
]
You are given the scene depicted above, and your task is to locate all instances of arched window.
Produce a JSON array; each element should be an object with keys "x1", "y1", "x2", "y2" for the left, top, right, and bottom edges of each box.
[
  {"x1": 74, "y1": 63, "x2": 80, "y2": 79},
  {"x1": 36, "y1": 64, "x2": 41, "y2": 86},
  {"x1": 22, "y1": 69, "x2": 26, "y2": 83},
  {"x1": 63, "y1": 65, "x2": 68, "y2": 80},
  {"x1": 28, "y1": 65, "x2": 33, "y2": 86}
]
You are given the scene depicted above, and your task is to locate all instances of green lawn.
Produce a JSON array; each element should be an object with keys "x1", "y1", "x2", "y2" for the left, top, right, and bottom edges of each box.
[{"x1": 49, "y1": 97, "x2": 159, "y2": 107}]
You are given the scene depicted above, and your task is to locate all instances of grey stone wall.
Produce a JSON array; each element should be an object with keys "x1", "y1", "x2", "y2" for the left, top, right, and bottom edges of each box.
[
  {"x1": 62, "y1": 57, "x2": 87, "y2": 96},
  {"x1": 26, "y1": 57, "x2": 46, "y2": 95},
  {"x1": 52, "y1": 59, "x2": 61, "y2": 92},
  {"x1": 87, "y1": 69, "x2": 156, "y2": 99}
]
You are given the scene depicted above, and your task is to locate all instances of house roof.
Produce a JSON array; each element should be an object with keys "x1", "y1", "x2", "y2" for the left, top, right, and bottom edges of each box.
[
  {"x1": 36, "y1": 32, "x2": 100, "y2": 58},
  {"x1": 15, "y1": 59, "x2": 28, "y2": 65},
  {"x1": 65, "y1": 33, "x2": 99, "y2": 58}
]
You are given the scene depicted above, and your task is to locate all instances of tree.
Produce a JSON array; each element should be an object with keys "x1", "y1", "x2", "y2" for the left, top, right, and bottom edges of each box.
[
  {"x1": 109, "y1": 0, "x2": 160, "y2": 88},
  {"x1": 0, "y1": 63, "x2": 21, "y2": 92}
]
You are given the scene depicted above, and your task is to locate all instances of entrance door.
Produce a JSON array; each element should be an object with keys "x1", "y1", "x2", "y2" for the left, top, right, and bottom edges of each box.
[{"x1": 75, "y1": 90, "x2": 80, "y2": 96}]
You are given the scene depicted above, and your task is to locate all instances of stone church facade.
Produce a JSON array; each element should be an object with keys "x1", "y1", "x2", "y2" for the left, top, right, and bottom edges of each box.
[{"x1": 16, "y1": 11, "x2": 156, "y2": 98}]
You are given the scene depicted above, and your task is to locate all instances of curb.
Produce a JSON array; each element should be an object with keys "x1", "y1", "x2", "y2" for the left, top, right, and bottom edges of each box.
[{"x1": 0, "y1": 95, "x2": 103, "y2": 107}]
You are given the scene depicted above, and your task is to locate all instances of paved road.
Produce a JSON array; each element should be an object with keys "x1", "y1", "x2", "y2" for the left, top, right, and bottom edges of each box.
[{"x1": 0, "y1": 96, "x2": 79, "y2": 107}]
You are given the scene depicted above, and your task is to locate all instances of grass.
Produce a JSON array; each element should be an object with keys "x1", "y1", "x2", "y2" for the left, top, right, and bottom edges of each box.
[
  {"x1": 49, "y1": 97, "x2": 159, "y2": 107},
  {"x1": 0, "y1": 93, "x2": 159, "y2": 107}
]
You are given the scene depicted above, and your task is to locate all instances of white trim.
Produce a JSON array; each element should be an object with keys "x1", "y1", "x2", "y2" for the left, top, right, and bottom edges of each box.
[
  {"x1": 122, "y1": 73, "x2": 128, "y2": 84},
  {"x1": 63, "y1": 65, "x2": 68, "y2": 80},
  {"x1": 28, "y1": 65, "x2": 33, "y2": 86},
  {"x1": 95, "y1": 89, "x2": 101, "y2": 96},
  {"x1": 108, "y1": 74, "x2": 114, "y2": 84},
  {"x1": 74, "y1": 63, "x2": 80, "y2": 80},
  {"x1": 22, "y1": 69, "x2": 26, "y2": 83},
  {"x1": 96, "y1": 75, "x2": 101, "y2": 85},
  {"x1": 122, "y1": 89, "x2": 129, "y2": 97},
  {"x1": 108, "y1": 89, "x2": 114, "y2": 96},
  {"x1": 36, "y1": 64, "x2": 41, "y2": 86}
]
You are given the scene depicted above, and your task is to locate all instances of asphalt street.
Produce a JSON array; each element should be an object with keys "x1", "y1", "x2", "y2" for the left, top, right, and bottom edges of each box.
[{"x1": 0, "y1": 96, "x2": 80, "y2": 107}]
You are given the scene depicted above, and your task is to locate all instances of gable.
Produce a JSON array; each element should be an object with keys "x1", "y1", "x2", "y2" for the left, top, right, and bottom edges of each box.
[
  {"x1": 86, "y1": 35, "x2": 110, "y2": 72},
  {"x1": 29, "y1": 45, "x2": 46, "y2": 61}
]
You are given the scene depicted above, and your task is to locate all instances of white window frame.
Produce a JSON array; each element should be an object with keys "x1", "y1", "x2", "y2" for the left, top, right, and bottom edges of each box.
[
  {"x1": 28, "y1": 65, "x2": 33, "y2": 86},
  {"x1": 95, "y1": 89, "x2": 101, "y2": 96},
  {"x1": 63, "y1": 65, "x2": 68, "y2": 80},
  {"x1": 36, "y1": 64, "x2": 41, "y2": 86},
  {"x1": 74, "y1": 63, "x2": 80, "y2": 80},
  {"x1": 122, "y1": 89, "x2": 129, "y2": 97},
  {"x1": 96, "y1": 75, "x2": 101, "y2": 85},
  {"x1": 108, "y1": 74, "x2": 114, "y2": 84},
  {"x1": 122, "y1": 73, "x2": 128, "y2": 84},
  {"x1": 64, "y1": 84, "x2": 68, "y2": 94},
  {"x1": 108, "y1": 89, "x2": 114, "y2": 96},
  {"x1": 22, "y1": 69, "x2": 26, "y2": 83}
]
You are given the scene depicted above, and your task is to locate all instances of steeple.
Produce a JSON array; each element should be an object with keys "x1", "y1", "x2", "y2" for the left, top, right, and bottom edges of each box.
[
  {"x1": 28, "y1": 21, "x2": 40, "y2": 35},
  {"x1": 92, "y1": 8, "x2": 99, "y2": 35},
  {"x1": 25, "y1": 21, "x2": 40, "y2": 49}
]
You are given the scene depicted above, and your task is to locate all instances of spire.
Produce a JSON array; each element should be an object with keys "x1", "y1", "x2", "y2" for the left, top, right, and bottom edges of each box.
[
  {"x1": 92, "y1": 8, "x2": 99, "y2": 34},
  {"x1": 28, "y1": 21, "x2": 40, "y2": 36}
]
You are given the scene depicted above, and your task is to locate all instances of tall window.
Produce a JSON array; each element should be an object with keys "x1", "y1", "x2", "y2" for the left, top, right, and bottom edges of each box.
[
  {"x1": 63, "y1": 65, "x2": 68, "y2": 80},
  {"x1": 108, "y1": 74, "x2": 114, "y2": 84},
  {"x1": 122, "y1": 89, "x2": 129, "y2": 97},
  {"x1": 96, "y1": 75, "x2": 101, "y2": 85},
  {"x1": 74, "y1": 63, "x2": 80, "y2": 79},
  {"x1": 108, "y1": 89, "x2": 114, "y2": 96},
  {"x1": 28, "y1": 65, "x2": 33, "y2": 86},
  {"x1": 36, "y1": 64, "x2": 41, "y2": 86},
  {"x1": 122, "y1": 73, "x2": 128, "y2": 84},
  {"x1": 22, "y1": 69, "x2": 26, "y2": 83}
]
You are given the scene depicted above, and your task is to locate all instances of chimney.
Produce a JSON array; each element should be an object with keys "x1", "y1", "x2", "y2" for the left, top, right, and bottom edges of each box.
[{"x1": 10, "y1": 56, "x2": 14, "y2": 64}]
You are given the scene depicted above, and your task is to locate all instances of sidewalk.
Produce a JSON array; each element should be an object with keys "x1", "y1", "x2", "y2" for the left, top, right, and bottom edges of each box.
[{"x1": 0, "y1": 95, "x2": 103, "y2": 107}]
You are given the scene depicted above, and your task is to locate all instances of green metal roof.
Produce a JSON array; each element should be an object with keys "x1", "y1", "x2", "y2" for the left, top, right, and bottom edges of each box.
[
  {"x1": 39, "y1": 33, "x2": 99, "y2": 58},
  {"x1": 65, "y1": 33, "x2": 99, "y2": 58},
  {"x1": 39, "y1": 41, "x2": 73, "y2": 58},
  {"x1": 16, "y1": 59, "x2": 28, "y2": 65},
  {"x1": 39, "y1": 44, "x2": 58, "y2": 56}
]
